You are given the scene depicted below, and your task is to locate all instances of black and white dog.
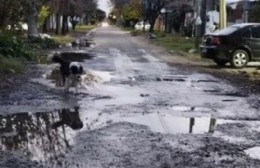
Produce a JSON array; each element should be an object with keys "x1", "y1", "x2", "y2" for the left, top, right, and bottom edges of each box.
[{"x1": 52, "y1": 53, "x2": 84, "y2": 92}]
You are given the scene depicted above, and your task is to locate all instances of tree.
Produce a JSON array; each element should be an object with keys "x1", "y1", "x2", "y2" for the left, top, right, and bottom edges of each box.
[
  {"x1": 39, "y1": 5, "x2": 51, "y2": 32},
  {"x1": 0, "y1": 0, "x2": 24, "y2": 31},
  {"x1": 249, "y1": 1, "x2": 260, "y2": 22},
  {"x1": 49, "y1": 0, "x2": 98, "y2": 34},
  {"x1": 22, "y1": 0, "x2": 50, "y2": 39},
  {"x1": 122, "y1": 0, "x2": 142, "y2": 26},
  {"x1": 83, "y1": 0, "x2": 98, "y2": 24},
  {"x1": 96, "y1": 9, "x2": 106, "y2": 22},
  {"x1": 110, "y1": 0, "x2": 130, "y2": 21}
]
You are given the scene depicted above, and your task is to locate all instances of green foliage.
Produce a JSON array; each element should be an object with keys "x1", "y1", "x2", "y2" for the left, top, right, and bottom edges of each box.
[
  {"x1": 249, "y1": 2, "x2": 260, "y2": 22},
  {"x1": 51, "y1": 35, "x2": 75, "y2": 45},
  {"x1": 0, "y1": 54, "x2": 24, "y2": 74},
  {"x1": 0, "y1": 34, "x2": 61, "y2": 69},
  {"x1": 0, "y1": 34, "x2": 32, "y2": 60},
  {"x1": 153, "y1": 33, "x2": 195, "y2": 52},
  {"x1": 39, "y1": 5, "x2": 50, "y2": 26},
  {"x1": 75, "y1": 25, "x2": 97, "y2": 32},
  {"x1": 122, "y1": 4, "x2": 140, "y2": 20},
  {"x1": 96, "y1": 9, "x2": 106, "y2": 22},
  {"x1": 28, "y1": 37, "x2": 60, "y2": 49},
  {"x1": 0, "y1": 0, "x2": 24, "y2": 30}
]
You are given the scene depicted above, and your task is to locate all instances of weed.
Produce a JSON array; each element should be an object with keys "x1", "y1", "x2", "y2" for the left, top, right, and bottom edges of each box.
[{"x1": 0, "y1": 54, "x2": 24, "y2": 74}]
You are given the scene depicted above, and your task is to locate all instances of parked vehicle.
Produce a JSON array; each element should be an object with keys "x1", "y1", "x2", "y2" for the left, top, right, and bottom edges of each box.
[
  {"x1": 134, "y1": 21, "x2": 151, "y2": 31},
  {"x1": 200, "y1": 23, "x2": 260, "y2": 68}
]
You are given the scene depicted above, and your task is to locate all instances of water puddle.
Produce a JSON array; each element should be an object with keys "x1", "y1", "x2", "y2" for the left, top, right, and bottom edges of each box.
[
  {"x1": 0, "y1": 107, "x2": 83, "y2": 166},
  {"x1": 120, "y1": 114, "x2": 218, "y2": 134},
  {"x1": 219, "y1": 92, "x2": 248, "y2": 97},
  {"x1": 245, "y1": 147, "x2": 260, "y2": 160},
  {"x1": 203, "y1": 89, "x2": 221, "y2": 93},
  {"x1": 222, "y1": 99, "x2": 237, "y2": 102},
  {"x1": 82, "y1": 111, "x2": 231, "y2": 135},
  {"x1": 42, "y1": 67, "x2": 110, "y2": 89},
  {"x1": 196, "y1": 80, "x2": 219, "y2": 83},
  {"x1": 156, "y1": 75, "x2": 187, "y2": 82},
  {"x1": 0, "y1": 105, "x2": 234, "y2": 167}
]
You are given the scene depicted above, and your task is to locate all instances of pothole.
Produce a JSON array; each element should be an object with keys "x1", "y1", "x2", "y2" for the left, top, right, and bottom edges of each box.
[
  {"x1": 203, "y1": 89, "x2": 221, "y2": 93},
  {"x1": 218, "y1": 92, "x2": 248, "y2": 98},
  {"x1": 196, "y1": 80, "x2": 219, "y2": 83},
  {"x1": 222, "y1": 99, "x2": 237, "y2": 102}
]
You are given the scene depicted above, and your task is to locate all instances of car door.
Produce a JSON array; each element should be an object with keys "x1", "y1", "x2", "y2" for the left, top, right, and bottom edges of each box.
[{"x1": 247, "y1": 26, "x2": 260, "y2": 59}]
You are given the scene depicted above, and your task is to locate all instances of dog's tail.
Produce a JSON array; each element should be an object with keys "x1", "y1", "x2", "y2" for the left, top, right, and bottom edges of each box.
[{"x1": 52, "y1": 53, "x2": 65, "y2": 64}]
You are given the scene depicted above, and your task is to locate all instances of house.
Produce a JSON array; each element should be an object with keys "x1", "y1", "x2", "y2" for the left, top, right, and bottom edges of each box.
[{"x1": 154, "y1": 0, "x2": 194, "y2": 35}]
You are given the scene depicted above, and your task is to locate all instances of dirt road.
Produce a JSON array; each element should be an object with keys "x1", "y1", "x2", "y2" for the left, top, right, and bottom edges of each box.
[{"x1": 0, "y1": 26, "x2": 260, "y2": 168}]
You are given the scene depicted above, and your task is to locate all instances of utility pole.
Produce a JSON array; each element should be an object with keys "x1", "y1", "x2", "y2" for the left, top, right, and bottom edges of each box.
[
  {"x1": 195, "y1": 0, "x2": 202, "y2": 49},
  {"x1": 200, "y1": 0, "x2": 207, "y2": 36},
  {"x1": 244, "y1": 0, "x2": 250, "y2": 23},
  {"x1": 219, "y1": 0, "x2": 227, "y2": 29}
]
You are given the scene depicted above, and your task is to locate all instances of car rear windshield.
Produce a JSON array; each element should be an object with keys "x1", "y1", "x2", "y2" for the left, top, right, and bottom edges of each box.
[{"x1": 215, "y1": 26, "x2": 240, "y2": 35}]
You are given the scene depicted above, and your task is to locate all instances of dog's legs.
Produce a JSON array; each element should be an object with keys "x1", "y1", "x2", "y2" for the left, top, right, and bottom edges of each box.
[
  {"x1": 60, "y1": 73, "x2": 66, "y2": 87},
  {"x1": 64, "y1": 77, "x2": 70, "y2": 92},
  {"x1": 75, "y1": 82, "x2": 78, "y2": 93}
]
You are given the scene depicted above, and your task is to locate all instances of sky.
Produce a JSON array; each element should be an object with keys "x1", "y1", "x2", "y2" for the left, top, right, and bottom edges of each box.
[
  {"x1": 226, "y1": 0, "x2": 256, "y2": 3},
  {"x1": 98, "y1": 0, "x2": 112, "y2": 16}
]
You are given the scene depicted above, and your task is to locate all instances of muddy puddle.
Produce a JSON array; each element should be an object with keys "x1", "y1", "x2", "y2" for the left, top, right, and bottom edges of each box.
[
  {"x1": 42, "y1": 51, "x2": 111, "y2": 89},
  {"x1": 0, "y1": 106, "x2": 234, "y2": 165},
  {"x1": 85, "y1": 111, "x2": 233, "y2": 134}
]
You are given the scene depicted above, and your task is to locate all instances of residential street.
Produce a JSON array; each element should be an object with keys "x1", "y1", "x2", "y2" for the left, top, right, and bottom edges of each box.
[{"x1": 0, "y1": 26, "x2": 260, "y2": 168}]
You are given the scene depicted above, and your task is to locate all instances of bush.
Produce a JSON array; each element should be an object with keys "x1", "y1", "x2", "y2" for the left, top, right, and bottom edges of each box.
[
  {"x1": 0, "y1": 54, "x2": 24, "y2": 73},
  {"x1": 0, "y1": 34, "x2": 32, "y2": 60},
  {"x1": 27, "y1": 37, "x2": 60, "y2": 49},
  {"x1": 0, "y1": 33, "x2": 61, "y2": 74}
]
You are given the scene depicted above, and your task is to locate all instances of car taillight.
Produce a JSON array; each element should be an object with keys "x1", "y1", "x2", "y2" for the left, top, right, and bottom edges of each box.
[{"x1": 211, "y1": 36, "x2": 220, "y2": 45}]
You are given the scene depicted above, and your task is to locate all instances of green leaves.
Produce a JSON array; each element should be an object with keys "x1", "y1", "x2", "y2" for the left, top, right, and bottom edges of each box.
[
  {"x1": 250, "y1": 2, "x2": 260, "y2": 22},
  {"x1": 122, "y1": 2, "x2": 141, "y2": 20},
  {"x1": 39, "y1": 5, "x2": 50, "y2": 26}
]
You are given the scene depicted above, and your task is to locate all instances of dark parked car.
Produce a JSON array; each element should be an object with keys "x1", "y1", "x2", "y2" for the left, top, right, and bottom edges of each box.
[{"x1": 200, "y1": 23, "x2": 260, "y2": 68}]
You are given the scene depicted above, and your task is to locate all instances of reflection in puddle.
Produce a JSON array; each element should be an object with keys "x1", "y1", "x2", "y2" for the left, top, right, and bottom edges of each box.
[
  {"x1": 119, "y1": 113, "x2": 218, "y2": 134},
  {"x1": 0, "y1": 107, "x2": 83, "y2": 167},
  {"x1": 85, "y1": 112, "x2": 221, "y2": 134}
]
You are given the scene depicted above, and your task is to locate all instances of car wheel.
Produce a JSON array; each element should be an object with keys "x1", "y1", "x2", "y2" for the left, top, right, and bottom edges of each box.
[
  {"x1": 214, "y1": 60, "x2": 227, "y2": 67},
  {"x1": 230, "y1": 50, "x2": 249, "y2": 68}
]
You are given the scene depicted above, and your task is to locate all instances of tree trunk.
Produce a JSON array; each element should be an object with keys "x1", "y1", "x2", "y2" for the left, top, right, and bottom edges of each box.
[
  {"x1": 61, "y1": 15, "x2": 68, "y2": 35},
  {"x1": 27, "y1": 3, "x2": 39, "y2": 39},
  {"x1": 55, "y1": 14, "x2": 61, "y2": 34},
  {"x1": 42, "y1": 19, "x2": 47, "y2": 33},
  {"x1": 149, "y1": 15, "x2": 157, "y2": 33},
  {"x1": 72, "y1": 23, "x2": 76, "y2": 30}
]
